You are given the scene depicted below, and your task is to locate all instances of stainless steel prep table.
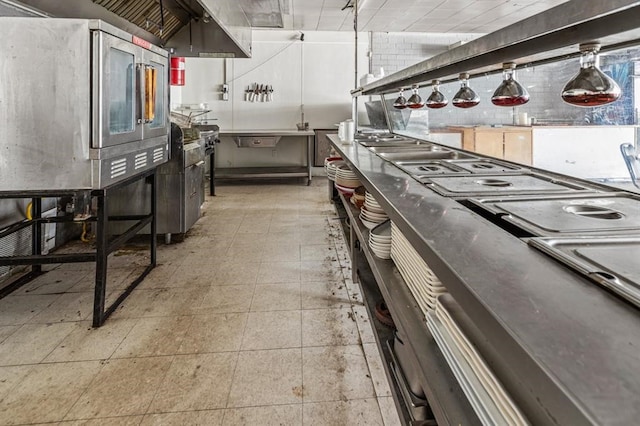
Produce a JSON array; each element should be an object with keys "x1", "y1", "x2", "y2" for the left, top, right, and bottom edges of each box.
[
  {"x1": 328, "y1": 134, "x2": 640, "y2": 425},
  {"x1": 217, "y1": 129, "x2": 315, "y2": 185}
]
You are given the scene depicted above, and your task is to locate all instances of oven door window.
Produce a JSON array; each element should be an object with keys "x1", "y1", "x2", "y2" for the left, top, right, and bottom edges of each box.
[
  {"x1": 108, "y1": 48, "x2": 135, "y2": 134},
  {"x1": 149, "y1": 60, "x2": 165, "y2": 129}
]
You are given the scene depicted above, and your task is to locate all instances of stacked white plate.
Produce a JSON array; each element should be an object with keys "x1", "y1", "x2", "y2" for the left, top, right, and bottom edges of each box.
[
  {"x1": 427, "y1": 295, "x2": 529, "y2": 426},
  {"x1": 325, "y1": 158, "x2": 344, "y2": 182},
  {"x1": 390, "y1": 221, "x2": 446, "y2": 315},
  {"x1": 369, "y1": 220, "x2": 391, "y2": 259},
  {"x1": 334, "y1": 164, "x2": 361, "y2": 188},
  {"x1": 360, "y1": 192, "x2": 389, "y2": 229}
]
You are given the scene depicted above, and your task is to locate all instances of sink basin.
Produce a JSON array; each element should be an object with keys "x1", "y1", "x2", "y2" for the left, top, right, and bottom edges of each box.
[{"x1": 379, "y1": 150, "x2": 474, "y2": 161}]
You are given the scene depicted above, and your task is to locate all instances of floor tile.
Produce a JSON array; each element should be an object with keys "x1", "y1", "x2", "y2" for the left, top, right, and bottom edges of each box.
[
  {"x1": 66, "y1": 357, "x2": 173, "y2": 419},
  {"x1": 0, "y1": 322, "x2": 76, "y2": 365},
  {"x1": 60, "y1": 415, "x2": 144, "y2": 425},
  {"x1": 352, "y1": 305, "x2": 376, "y2": 344},
  {"x1": 300, "y1": 261, "x2": 343, "y2": 283},
  {"x1": 302, "y1": 345, "x2": 375, "y2": 402},
  {"x1": 363, "y1": 343, "x2": 392, "y2": 397},
  {"x1": 0, "y1": 294, "x2": 61, "y2": 326},
  {"x1": 178, "y1": 313, "x2": 248, "y2": 354},
  {"x1": 0, "y1": 325, "x2": 19, "y2": 344},
  {"x1": 152, "y1": 262, "x2": 214, "y2": 287},
  {"x1": 148, "y1": 353, "x2": 236, "y2": 413},
  {"x1": 300, "y1": 281, "x2": 351, "y2": 310},
  {"x1": 250, "y1": 282, "x2": 301, "y2": 311},
  {"x1": 302, "y1": 309, "x2": 360, "y2": 347},
  {"x1": 0, "y1": 365, "x2": 33, "y2": 401},
  {"x1": 141, "y1": 410, "x2": 223, "y2": 426},
  {"x1": 197, "y1": 285, "x2": 255, "y2": 313},
  {"x1": 45, "y1": 319, "x2": 138, "y2": 362},
  {"x1": 257, "y1": 262, "x2": 300, "y2": 284},
  {"x1": 241, "y1": 311, "x2": 301, "y2": 350},
  {"x1": 303, "y1": 399, "x2": 384, "y2": 426},
  {"x1": 111, "y1": 316, "x2": 193, "y2": 358},
  {"x1": 227, "y1": 349, "x2": 302, "y2": 407},
  {"x1": 17, "y1": 269, "x2": 90, "y2": 295},
  {"x1": 222, "y1": 404, "x2": 302, "y2": 426},
  {"x1": 113, "y1": 287, "x2": 206, "y2": 319},
  {"x1": 300, "y1": 244, "x2": 335, "y2": 262},
  {"x1": 0, "y1": 361, "x2": 101, "y2": 425},
  {"x1": 135, "y1": 263, "x2": 180, "y2": 289},
  {"x1": 261, "y1": 243, "x2": 301, "y2": 262},
  {"x1": 212, "y1": 262, "x2": 260, "y2": 285},
  {"x1": 298, "y1": 231, "x2": 333, "y2": 246},
  {"x1": 27, "y1": 291, "x2": 96, "y2": 323},
  {"x1": 377, "y1": 396, "x2": 402, "y2": 426}
]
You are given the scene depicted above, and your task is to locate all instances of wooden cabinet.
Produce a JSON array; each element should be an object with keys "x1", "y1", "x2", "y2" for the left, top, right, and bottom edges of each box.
[{"x1": 451, "y1": 126, "x2": 532, "y2": 165}]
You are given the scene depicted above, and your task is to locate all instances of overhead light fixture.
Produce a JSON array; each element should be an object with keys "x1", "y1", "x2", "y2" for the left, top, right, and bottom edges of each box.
[
  {"x1": 452, "y1": 73, "x2": 480, "y2": 108},
  {"x1": 426, "y1": 80, "x2": 448, "y2": 109},
  {"x1": 491, "y1": 62, "x2": 530, "y2": 107},
  {"x1": 393, "y1": 89, "x2": 408, "y2": 109},
  {"x1": 407, "y1": 85, "x2": 425, "y2": 109},
  {"x1": 561, "y1": 42, "x2": 621, "y2": 107}
]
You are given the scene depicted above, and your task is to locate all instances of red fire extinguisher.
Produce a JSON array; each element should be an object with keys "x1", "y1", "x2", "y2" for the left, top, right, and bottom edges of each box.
[{"x1": 170, "y1": 57, "x2": 185, "y2": 86}]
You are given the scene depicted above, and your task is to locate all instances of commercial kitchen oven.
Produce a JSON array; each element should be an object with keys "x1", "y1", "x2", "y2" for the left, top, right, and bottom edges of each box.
[{"x1": 0, "y1": 17, "x2": 169, "y2": 192}]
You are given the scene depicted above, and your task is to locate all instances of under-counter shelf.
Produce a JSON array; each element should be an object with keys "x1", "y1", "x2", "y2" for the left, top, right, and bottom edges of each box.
[
  {"x1": 329, "y1": 134, "x2": 640, "y2": 425},
  {"x1": 335, "y1": 191, "x2": 480, "y2": 426}
]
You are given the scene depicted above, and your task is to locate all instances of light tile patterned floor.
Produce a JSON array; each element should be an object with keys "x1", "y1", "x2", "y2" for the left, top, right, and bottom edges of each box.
[{"x1": 0, "y1": 178, "x2": 401, "y2": 425}]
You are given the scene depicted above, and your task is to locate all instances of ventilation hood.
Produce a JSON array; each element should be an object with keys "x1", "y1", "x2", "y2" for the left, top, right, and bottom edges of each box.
[{"x1": 2, "y1": 0, "x2": 251, "y2": 58}]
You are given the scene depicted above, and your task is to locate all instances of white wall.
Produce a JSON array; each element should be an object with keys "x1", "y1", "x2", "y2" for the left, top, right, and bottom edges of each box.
[
  {"x1": 172, "y1": 30, "x2": 369, "y2": 130},
  {"x1": 533, "y1": 127, "x2": 635, "y2": 179}
]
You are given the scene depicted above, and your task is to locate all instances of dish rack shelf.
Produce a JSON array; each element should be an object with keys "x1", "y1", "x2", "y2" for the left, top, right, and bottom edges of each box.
[{"x1": 335, "y1": 190, "x2": 480, "y2": 425}]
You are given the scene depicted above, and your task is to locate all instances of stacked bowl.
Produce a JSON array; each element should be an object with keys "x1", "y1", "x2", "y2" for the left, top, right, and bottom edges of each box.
[
  {"x1": 350, "y1": 186, "x2": 366, "y2": 209},
  {"x1": 334, "y1": 164, "x2": 362, "y2": 197},
  {"x1": 369, "y1": 220, "x2": 391, "y2": 259},
  {"x1": 325, "y1": 157, "x2": 343, "y2": 181},
  {"x1": 359, "y1": 191, "x2": 389, "y2": 229}
]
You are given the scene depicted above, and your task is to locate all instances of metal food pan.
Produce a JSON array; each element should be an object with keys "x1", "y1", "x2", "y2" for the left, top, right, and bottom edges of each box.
[
  {"x1": 468, "y1": 192, "x2": 640, "y2": 237},
  {"x1": 423, "y1": 173, "x2": 595, "y2": 199},
  {"x1": 529, "y1": 236, "x2": 640, "y2": 308}
]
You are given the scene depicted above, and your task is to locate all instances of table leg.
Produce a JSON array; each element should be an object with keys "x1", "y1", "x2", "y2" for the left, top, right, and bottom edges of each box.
[
  {"x1": 209, "y1": 151, "x2": 216, "y2": 196},
  {"x1": 307, "y1": 135, "x2": 313, "y2": 186}
]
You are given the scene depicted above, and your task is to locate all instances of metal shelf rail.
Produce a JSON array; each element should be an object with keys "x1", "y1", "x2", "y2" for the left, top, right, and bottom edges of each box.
[{"x1": 0, "y1": 170, "x2": 157, "y2": 327}]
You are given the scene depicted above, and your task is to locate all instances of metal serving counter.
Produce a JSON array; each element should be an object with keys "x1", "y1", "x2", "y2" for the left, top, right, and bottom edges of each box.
[
  {"x1": 216, "y1": 129, "x2": 315, "y2": 185},
  {"x1": 328, "y1": 134, "x2": 640, "y2": 425}
]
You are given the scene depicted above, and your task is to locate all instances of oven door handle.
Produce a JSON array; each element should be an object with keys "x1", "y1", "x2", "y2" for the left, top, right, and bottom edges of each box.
[{"x1": 136, "y1": 63, "x2": 144, "y2": 124}]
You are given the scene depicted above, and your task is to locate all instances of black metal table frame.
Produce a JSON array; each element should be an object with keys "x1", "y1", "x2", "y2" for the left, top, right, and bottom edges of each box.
[{"x1": 0, "y1": 170, "x2": 157, "y2": 327}]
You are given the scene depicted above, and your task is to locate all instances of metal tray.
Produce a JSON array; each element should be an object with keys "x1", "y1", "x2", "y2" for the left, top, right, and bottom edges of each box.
[
  {"x1": 395, "y1": 160, "x2": 470, "y2": 176},
  {"x1": 529, "y1": 236, "x2": 640, "y2": 308},
  {"x1": 423, "y1": 173, "x2": 594, "y2": 198},
  {"x1": 469, "y1": 193, "x2": 640, "y2": 237},
  {"x1": 446, "y1": 158, "x2": 527, "y2": 174}
]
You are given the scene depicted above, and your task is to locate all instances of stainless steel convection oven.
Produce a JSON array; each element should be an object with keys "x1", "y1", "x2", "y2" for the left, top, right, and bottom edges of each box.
[
  {"x1": 0, "y1": 17, "x2": 170, "y2": 327},
  {"x1": 0, "y1": 18, "x2": 169, "y2": 191}
]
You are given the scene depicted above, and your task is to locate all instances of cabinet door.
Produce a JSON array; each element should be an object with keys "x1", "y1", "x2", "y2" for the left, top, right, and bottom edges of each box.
[
  {"x1": 504, "y1": 131, "x2": 532, "y2": 165},
  {"x1": 314, "y1": 129, "x2": 334, "y2": 166},
  {"x1": 474, "y1": 131, "x2": 504, "y2": 159}
]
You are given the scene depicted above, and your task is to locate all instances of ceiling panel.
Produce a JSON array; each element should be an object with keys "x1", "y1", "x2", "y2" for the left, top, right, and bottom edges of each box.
[{"x1": 283, "y1": 0, "x2": 570, "y2": 34}]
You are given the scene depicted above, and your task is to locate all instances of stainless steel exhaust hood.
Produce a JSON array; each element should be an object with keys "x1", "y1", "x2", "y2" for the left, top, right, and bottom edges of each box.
[{"x1": 3, "y1": 0, "x2": 251, "y2": 58}]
